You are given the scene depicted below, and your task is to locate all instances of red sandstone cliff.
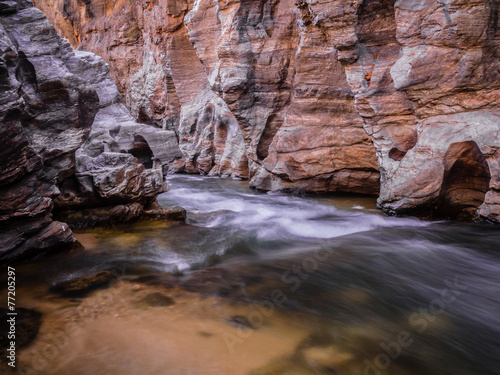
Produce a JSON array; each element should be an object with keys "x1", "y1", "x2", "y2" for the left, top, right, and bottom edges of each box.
[
  {"x1": 33, "y1": 0, "x2": 500, "y2": 221},
  {"x1": 33, "y1": 0, "x2": 381, "y2": 195}
]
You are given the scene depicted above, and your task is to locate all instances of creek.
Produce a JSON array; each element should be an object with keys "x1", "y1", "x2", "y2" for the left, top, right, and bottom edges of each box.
[{"x1": 11, "y1": 175, "x2": 500, "y2": 375}]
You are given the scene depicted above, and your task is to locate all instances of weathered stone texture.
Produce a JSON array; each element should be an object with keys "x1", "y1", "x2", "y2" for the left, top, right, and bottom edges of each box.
[
  {"x1": 34, "y1": 0, "x2": 381, "y2": 194},
  {"x1": 0, "y1": 0, "x2": 180, "y2": 260},
  {"x1": 33, "y1": 0, "x2": 500, "y2": 220},
  {"x1": 334, "y1": 0, "x2": 500, "y2": 219},
  {"x1": 1, "y1": 1, "x2": 97, "y2": 260}
]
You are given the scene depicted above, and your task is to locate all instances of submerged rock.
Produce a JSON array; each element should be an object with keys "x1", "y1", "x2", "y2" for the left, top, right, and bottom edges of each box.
[
  {"x1": 248, "y1": 358, "x2": 318, "y2": 375},
  {"x1": 0, "y1": 307, "x2": 42, "y2": 356},
  {"x1": 136, "y1": 292, "x2": 175, "y2": 308},
  {"x1": 249, "y1": 330, "x2": 358, "y2": 374},
  {"x1": 51, "y1": 270, "x2": 116, "y2": 297},
  {"x1": 227, "y1": 315, "x2": 255, "y2": 330},
  {"x1": 55, "y1": 203, "x2": 145, "y2": 228},
  {"x1": 180, "y1": 267, "x2": 245, "y2": 298},
  {"x1": 141, "y1": 204, "x2": 187, "y2": 222},
  {"x1": 301, "y1": 345, "x2": 354, "y2": 369},
  {"x1": 57, "y1": 203, "x2": 186, "y2": 228}
]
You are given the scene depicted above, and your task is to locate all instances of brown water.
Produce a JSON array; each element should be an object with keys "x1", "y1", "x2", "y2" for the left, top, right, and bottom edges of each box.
[{"x1": 5, "y1": 175, "x2": 500, "y2": 375}]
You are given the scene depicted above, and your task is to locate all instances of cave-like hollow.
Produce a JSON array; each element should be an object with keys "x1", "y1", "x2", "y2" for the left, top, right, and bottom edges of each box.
[{"x1": 436, "y1": 141, "x2": 491, "y2": 219}]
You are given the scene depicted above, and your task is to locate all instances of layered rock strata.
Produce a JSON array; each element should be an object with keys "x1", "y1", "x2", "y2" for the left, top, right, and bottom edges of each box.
[
  {"x1": 332, "y1": 0, "x2": 500, "y2": 219},
  {"x1": 34, "y1": 0, "x2": 381, "y2": 195},
  {"x1": 52, "y1": 49, "x2": 181, "y2": 220},
  {"x1": 0, "y1": 0, "x2": 180, "y2": 261},
  {"x1": 35, "y1": 0, "x2": 500, "y2": 221}
]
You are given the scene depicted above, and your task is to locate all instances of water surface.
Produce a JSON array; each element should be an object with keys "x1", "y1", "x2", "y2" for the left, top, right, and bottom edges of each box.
[{"x1": 11, "y1": 175, "x2": 500, "y2": 375}]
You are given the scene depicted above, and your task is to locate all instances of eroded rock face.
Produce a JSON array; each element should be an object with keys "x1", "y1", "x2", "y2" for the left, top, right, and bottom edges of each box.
[
  {"x1": 34, "y1": 0, "x2": 500, "y2": 220},
  {"x1": 333, "y1": 0, "x2": 500, "y2": 220},
  {"x1": 53, "y1": 49, "x2": 181, "y2": 214},
  {"x1": 0, "y1": 0, "x2": 180, "y2": 261},
  {"x1": 34, "y1": 0, "x2": 381, "y2": 194},
  {"x1": 0, "y1": 0, "x2": 97, "y2": 260}
]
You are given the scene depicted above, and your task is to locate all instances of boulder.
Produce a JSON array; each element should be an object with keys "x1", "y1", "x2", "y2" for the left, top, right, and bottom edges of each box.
[
  {"x1": 0, "y1": 0, "x2": 182, "y2": 261},
  {"x1": 50, "y1": 270, "x2": 116, "y2": 297}
]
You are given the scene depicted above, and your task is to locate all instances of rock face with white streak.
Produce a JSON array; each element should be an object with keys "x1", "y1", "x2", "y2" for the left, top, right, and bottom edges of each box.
[
  {"x1": 0, "y1": 0, "x2": 181, "y2": 261},
  {"x1": 33, "y1": 0, "x2": 500, "y2": 221}
]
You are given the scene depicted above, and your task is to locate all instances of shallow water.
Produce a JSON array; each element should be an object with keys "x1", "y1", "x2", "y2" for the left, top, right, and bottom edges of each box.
[{"x1": 9, "y1": 175, "x2": 500, "y2": 375}]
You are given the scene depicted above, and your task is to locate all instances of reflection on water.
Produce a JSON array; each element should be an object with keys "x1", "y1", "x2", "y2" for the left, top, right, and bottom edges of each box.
[{"x1": 9, "y1": 175, "x2": 500, "y2": 375}]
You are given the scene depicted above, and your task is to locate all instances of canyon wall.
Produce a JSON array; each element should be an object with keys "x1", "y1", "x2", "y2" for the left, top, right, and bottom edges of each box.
[
  {"x1": 0, "y1": 0, "x2": 180, "y2": 261},
  {"x1": 33, "y1": 0, "x2": 380, "y2": 194},
  {"x1": 335, "y1": 0, "x2": 500, "y2": 220},
  {"x1": 29, "y1": 0, "x2": 500, "y2": 220}
]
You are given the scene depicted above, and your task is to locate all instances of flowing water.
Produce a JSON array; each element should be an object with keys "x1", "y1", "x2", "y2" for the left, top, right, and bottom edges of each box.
[{"x1": 8, "y1": 175, "x2": 500, "y2": 375}]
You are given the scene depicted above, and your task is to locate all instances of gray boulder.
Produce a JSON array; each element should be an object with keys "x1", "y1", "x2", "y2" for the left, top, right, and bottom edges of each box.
[{"x1": 0, "y1": 0, "x2": 182, "y2": 261}]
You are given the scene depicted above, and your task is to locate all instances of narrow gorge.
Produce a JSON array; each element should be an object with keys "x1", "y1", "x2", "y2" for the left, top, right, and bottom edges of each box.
[
  {"x1": 33, "y1": 0, "x2": 500, "y2": 221},
  {"x1": 1, "y1": 1, "x2": 500, "y2": 375}
]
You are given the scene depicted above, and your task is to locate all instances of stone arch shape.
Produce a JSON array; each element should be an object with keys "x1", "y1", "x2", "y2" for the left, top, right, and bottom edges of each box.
[{"x1": 436, "y1": 141, "x2": 491, "y2": 219}]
